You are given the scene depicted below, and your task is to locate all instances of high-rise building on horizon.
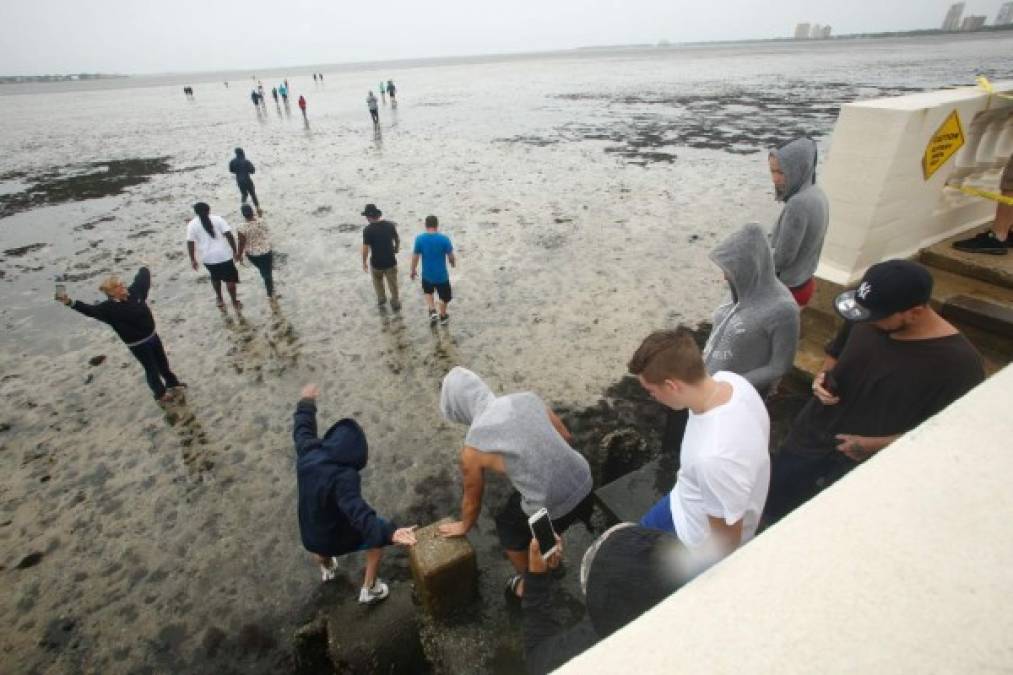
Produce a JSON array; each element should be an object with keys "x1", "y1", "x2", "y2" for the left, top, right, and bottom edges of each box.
[
  {"x1": 942, "y1": 2, "x2": 966, "y2": 31},
  {"x1": 810, "y1": 24, "x2": 822, "y2": 39},
  {"x1": 794, "y1": 23, "x2": 811, "y2": 39},
  {"x1": 960, "y1": 14, "x2": 986, "y2": 31},
  {"x1": 821, "y1": 25, "x2": 832, "y2": 38},
  {"x1": 997, "y1": 2, "x2": 1013, "y2": 25}
]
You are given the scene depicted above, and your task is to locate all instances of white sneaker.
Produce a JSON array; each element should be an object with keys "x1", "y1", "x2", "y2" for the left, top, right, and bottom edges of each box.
[
  {"x1": 320, "y1": 557, "x2": 338, "y2": 582},
  {"x1": 358, "y1": 579, "x2": 389, "y2": 605}
]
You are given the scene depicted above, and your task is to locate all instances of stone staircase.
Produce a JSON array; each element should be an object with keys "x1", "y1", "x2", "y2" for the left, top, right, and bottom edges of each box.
[{"x1": 791, "y1": 227, "x2": 1013, "y2": 384}]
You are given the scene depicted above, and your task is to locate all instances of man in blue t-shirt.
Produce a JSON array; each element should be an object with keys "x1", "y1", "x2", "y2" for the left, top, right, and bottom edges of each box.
[{"x1": 410, "y1": 215, "x2": 456, "y2": 325}]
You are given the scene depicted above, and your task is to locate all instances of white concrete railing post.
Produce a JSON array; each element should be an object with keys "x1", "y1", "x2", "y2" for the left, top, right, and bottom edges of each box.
[{"x1": 816, "y1": 81, "x2": 1013, "y2": 286}]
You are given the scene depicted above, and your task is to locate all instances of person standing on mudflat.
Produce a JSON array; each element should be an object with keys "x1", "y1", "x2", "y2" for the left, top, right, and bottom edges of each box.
[
  {"x1": 298, "y1": 95, "x2": 307, "y2": 119},
  {"x1": 367, "y1": 91, "x2": 380, "y2": 128},
  {"x1": 360, "y1": 203, "x2": 401, "y2": 310},
  {"x1": 56, "y1": 267, "x2": 186, "y2": 403},
  {"x1": 410, "y1": 215, "x2": 456, "y2": 325},
  {"x1": 768, "y1": 136, "x2": 829, "y2": 306},
  {"x1": 187, "y1": 202, "x2": 242, "y2": 310},
  {"x1": 386, "y1": 80, "x2": 397, "y2": 105},
  {"x1": 237, "y1": 203, "x2": 276, "y2": 299},
  {"x1": 229, "y1": 148, "x2": 263, "y2": 216}
]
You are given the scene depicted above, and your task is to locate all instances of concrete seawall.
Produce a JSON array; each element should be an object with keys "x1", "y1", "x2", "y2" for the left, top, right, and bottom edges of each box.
[{"x1": 559, "y1": 363, "x2": 1013, "y2": 673}]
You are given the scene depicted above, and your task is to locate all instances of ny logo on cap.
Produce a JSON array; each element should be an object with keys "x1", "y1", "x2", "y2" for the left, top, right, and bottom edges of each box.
[{"x1": 857, "y1": 281, "x2": 872, "y2": 300}]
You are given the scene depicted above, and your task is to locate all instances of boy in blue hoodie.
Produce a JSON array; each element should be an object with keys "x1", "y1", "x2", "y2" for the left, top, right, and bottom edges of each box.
[{"x1": 293, "y1": 384, "x2": 417, "y2": 604}]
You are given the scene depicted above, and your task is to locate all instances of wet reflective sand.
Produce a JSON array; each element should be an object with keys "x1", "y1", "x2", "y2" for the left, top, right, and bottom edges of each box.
[{"x1": 1, "y1": 34, "x2": 1011, "y2": 673}]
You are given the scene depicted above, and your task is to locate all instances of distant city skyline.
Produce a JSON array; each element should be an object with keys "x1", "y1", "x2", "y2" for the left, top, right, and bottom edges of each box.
[{"x1": 1, "y1": 0, "x2": 1011, "y2": 76}]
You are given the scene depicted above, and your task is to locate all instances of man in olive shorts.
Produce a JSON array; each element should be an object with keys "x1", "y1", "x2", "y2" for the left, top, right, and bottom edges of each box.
[{"x1": 953, "y1": 152, "x2": 1013, "y2": 254}]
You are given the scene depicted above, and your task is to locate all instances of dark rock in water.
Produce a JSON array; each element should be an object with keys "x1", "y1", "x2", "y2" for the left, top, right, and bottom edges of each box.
[
  {"x1": 409, "y1": 518, "x2": 478, "y2": 617},
  {"x1": 16, "y1": 551, "x2": 44, "y2": 569},
  {"x1": 291, "y1": 618, "x2": 331, "y2": 675},
  {"x1": 599, "y1": 428, "x2": 648, "y2": 481},
  {"x1": 88, "y1": 355, "x2": 107, "y2": 367},
  {"x1": 39, "y1": 617, "x2": 76, "y2": 651},
  {"x1": 311, "y1": 584, "x2": 427, "y2": 673},
  {"x1": 236, "y1": 623, "x2": 277, "y2": 653},
  {"x1": 3, "y1": 243, "x2": 48, "y2": 258}
]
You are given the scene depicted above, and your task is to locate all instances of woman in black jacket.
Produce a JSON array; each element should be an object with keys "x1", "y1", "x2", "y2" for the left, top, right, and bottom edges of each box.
[
  {"x1": 293, "y1": 384, "x2": 417, "y2": 604},
  {"x1": 57, "y1": 267, "x2": 185, "y2": 403}
]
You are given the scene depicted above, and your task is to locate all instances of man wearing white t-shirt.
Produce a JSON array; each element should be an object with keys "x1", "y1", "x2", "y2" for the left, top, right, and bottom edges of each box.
[{"x1": 627, "y1": 327, "x2": 770, "y2": 559}]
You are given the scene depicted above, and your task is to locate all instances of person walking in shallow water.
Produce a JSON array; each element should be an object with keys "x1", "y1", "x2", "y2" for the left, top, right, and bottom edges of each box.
[
  {"x1": 361, "y1": 203, "x2": 401, "y2": 310},
  {"x1": 410, "y1": 215, "x2": 456, "y2": 325},
  {"x1": 298, "y1": 95, "x2": 307, "y2": 119},
  {"x1": 379, "y1": 81, "x2": 386, "y2": 104},
  {"x1": 187, "y1": 202, "x2": 242, "y2": 310},
  {"x1": 293, "y1": 383, "x2": 418, "y2": 602},
  {"x1": 386, "y1": 80, "x2": 397, "y2": 105},
  {"x1": 367, "y1": 91, "x2": 379, "y2": 128},
  {"x1": 237, "y1": 203, "x2": 275, "y2": 298},
  {"x1": 228, "y1": 147, "x2": 262, "y2": 215},
  {"x1": 56, "y1": 267, "x2": 186, "y2": 403}
]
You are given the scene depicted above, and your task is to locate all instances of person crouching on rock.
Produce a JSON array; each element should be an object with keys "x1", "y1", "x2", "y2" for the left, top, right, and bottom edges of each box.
[
  {"x1": 56, "y1": 267, "x2": 186, "y2": 404},
  {"x1": 293, "y1": 384, "x2": 418, "y2": 604}
]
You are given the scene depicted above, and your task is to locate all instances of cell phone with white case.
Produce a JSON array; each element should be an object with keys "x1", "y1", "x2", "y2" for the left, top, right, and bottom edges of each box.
[{"x1": 528, "y1": 508, "x2": 559, "y2": 559}]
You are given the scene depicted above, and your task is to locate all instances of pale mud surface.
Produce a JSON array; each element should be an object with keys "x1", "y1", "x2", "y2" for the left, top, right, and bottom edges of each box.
[{"x1": 1, "y1": 34, "x2": 1012, "y2": 674}]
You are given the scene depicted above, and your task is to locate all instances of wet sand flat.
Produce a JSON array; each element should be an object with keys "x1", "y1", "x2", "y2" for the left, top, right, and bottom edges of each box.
[{"x1": 1, "y1": 34, "x2": 1012, "y2": 673}]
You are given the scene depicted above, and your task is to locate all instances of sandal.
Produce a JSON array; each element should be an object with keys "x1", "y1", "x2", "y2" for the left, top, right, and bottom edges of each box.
[{"x1": 504, "y1": 573, "x2": 524, "y2": 600}]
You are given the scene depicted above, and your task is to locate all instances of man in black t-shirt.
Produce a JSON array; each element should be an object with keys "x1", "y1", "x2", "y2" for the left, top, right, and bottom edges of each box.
[
  {"x1": 360, "y1": 203, "x2": 401, "y2": 309},
  {"x1": 763, "y1": 259, "x2": 984, "y2": 524}
]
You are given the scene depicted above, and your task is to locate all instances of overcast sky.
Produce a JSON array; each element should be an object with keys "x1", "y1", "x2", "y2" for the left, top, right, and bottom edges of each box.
[{"x1": 1, "y1": 0, "x2": 1008, "y2": 75}]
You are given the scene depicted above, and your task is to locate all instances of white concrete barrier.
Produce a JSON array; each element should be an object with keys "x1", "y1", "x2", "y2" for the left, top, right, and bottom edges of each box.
[
  {"x1": 557, "y1": 364, "x2": 1013, "y2": 674},
  {"x1": 818, "y1": 81, "x2": 1013, "y2": 286}
]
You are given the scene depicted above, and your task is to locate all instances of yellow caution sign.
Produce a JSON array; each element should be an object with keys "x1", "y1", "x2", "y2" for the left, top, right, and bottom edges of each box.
[{"x1": 922, "y1": 110, "x2": 965, "y2": 180}]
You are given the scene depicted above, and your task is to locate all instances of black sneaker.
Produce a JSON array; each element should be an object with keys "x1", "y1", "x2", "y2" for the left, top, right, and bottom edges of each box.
[
  {"x1": 439, "y1": 313, "x2": 450, "y2": 325},
  {"x1": 952, "y1": 230, "x2": 1009, "y2": 255}
]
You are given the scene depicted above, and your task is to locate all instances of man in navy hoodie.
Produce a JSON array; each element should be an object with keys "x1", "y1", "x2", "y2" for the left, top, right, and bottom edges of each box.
[
  {"x1": 57, "y1": 266, "x2": 185, "y2": 403},
  {"x1": 293, "y1": 384, "x2": 417, "y2": 604}
]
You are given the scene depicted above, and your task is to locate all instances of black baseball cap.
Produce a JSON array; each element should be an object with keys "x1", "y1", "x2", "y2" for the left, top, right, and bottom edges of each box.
[
  {"x1": 361, "y1": 203, "x2": 382, "y2": 217},
  {"x1": 834, "y1": 259, "x2": 933, "y2": 322}
]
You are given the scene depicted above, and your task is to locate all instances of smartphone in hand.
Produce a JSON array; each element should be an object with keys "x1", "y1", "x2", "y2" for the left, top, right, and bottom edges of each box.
[{"x1": 528, "y1": 508, "x2": 560, "y2": 559}]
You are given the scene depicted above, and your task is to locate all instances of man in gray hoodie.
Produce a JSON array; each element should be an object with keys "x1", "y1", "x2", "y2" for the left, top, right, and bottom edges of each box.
[
  {"x1": 769, "y1": 137, "x2": 829, "y2": 306},
  {"x1": 704, "y1": 223, "x2": 800, "y2": 395},
  {"x1": 437, "y1": 367, "x2": 594, "y2": 599}
]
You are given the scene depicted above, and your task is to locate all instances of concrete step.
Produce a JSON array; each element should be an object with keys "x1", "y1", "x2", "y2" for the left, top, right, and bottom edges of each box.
[
  {"x1": 919, "y1": 228, "x2": 1013, "y2": 290},
  {"x1": 595, "y1": 454, "x2": 676, "y2": 525}
]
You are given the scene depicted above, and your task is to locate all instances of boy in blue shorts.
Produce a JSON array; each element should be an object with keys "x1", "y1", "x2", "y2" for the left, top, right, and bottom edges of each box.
[{"x1": 410, "y1": 215, "x2": 456, "y2": 325}]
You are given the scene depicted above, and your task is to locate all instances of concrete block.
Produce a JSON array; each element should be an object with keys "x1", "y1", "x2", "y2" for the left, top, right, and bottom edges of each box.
[
  {"x1": 409, "y1": 517, "x2": 477, "y2": 617},
  {"x1": 595, "y1": 454, "x2": 676, "y2": 525},
  {"x1": 316, "y1": 583, "x2": 427, "y2": 674}
]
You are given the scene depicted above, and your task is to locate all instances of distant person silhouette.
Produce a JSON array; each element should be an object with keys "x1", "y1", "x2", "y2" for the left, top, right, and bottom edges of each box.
[
  {"x1": 367, "y1": 91, "x2": 379, "y2": 128},
  {"x1": 298, "y1": 95, "x2": 307, "y2": 119},
  {"x1": 271, "y1": 87, "x2": 279, "y2": 103},
  {"x1": 229, "y1": 148, "x2": 262, "y2": 215},
  {"x1": 380, "y1": 81, "x2": 386, "y2": 105},
  {"x1": 386, "y1": 80, "x2": 397, "y2": 105}
]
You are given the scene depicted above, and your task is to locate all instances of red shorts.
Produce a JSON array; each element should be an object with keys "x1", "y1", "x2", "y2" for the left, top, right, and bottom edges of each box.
[{"x1": 789, "y1": 277, "x2": 816, "y2": 306}]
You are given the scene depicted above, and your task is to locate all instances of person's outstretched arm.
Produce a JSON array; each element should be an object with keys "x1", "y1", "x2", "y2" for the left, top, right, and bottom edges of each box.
[
  {"x1": 128, "y1": 267, "x2": 151, "y2": 302},
  {"x1": 293, "y1": 384, "x2": 320, "y2": 453},
  {"x1": 439, "y1": 446, "x2": 485, "y2": 537}
]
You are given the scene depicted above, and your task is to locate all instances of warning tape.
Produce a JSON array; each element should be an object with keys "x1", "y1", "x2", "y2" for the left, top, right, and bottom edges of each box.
[
  {"x1": 946, "y1": 183, "x2": 1013, "y2": 206},
  {"x1": 976, "y1": 76, "x2": 1013, "y2": 101}
]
